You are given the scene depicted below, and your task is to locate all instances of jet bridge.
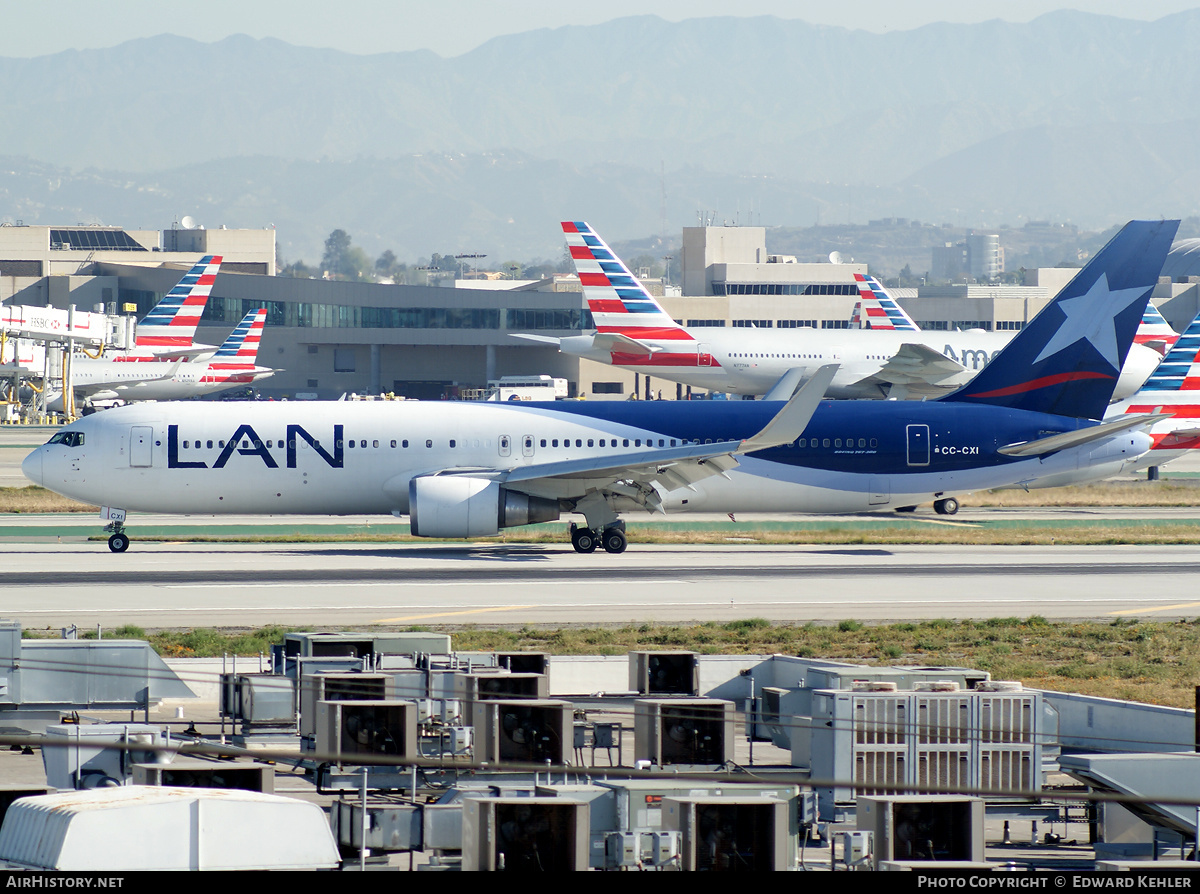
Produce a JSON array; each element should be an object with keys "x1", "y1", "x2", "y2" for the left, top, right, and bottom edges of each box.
[{"x1": 0, "y1": 303, "x2": 117, "y2": 420}]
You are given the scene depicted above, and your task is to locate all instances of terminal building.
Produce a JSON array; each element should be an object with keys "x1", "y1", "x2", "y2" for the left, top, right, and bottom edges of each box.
[{"x1": 4, "y1": 221, "x2": 1200, "y2": 404}]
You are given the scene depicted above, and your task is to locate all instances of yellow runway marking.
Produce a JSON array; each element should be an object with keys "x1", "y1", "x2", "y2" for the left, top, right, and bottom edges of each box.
[
  {"x1": 1110, "y1": 602, "x2": 1200, "y2": 616},
  {"x1": 371, "y1": 605, "x2": 534, "y2": 624}
]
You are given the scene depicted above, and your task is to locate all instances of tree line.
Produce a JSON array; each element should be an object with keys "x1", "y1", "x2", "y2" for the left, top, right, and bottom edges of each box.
[{"x1": 279, "y1": 229, "x2": 667, "y2": 285}]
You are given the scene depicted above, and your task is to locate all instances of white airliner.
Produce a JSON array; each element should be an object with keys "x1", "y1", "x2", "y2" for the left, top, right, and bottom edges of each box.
[
  {"x1": 22, "y1": 220, "x2": 1175, "y2": 555},
  {"x1": 516, "y1": 221, "x2": 1160, "y2": 401},
  {"x1": 47, "y1": 309, "x2": 275, "y2": 411}
]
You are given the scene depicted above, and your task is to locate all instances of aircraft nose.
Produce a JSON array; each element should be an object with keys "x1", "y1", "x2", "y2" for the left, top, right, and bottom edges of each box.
[{"x1": 21, "y1": 448, "x2": 43, "y2": 486}]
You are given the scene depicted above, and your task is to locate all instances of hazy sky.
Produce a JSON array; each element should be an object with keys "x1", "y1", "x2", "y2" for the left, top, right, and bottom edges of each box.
[{"x1": 3, "y1": 0, "x2": 1199, "y2": 58}]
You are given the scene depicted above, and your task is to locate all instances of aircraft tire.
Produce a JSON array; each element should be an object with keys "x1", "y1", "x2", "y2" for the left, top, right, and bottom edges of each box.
[
  {"x1": 572, "y1": 528, "x2": 598, "y2": 553},
  {"x1": 108, "y1": 533, "x2": 130, "y2": 553},
  {"x1": 602, "y1": 528, "x2": 627, "y2": 554},
  {"x1": 934, "y1": 497, "x2": 959, "y2": 516}
]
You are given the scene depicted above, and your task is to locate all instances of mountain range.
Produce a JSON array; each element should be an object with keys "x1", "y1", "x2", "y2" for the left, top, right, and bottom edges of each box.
[{"x1": 2, "y1": 11, "x2": 1198, "y2": 269}]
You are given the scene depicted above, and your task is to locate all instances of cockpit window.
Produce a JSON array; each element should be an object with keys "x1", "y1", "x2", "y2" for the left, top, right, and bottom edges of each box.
[{"x1": 47, "y1": 432, "x2": 84, "y2": 447}]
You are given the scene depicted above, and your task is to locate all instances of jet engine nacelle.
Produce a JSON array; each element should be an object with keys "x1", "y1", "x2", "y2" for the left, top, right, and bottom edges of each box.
[{"x1": 408, "y1": 476, "x2": 560, "y2": 538}]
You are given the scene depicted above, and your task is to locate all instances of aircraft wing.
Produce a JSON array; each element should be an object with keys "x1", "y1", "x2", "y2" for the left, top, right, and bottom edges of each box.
[
  {"x1": 436, "y1": 365, "x2": 838, "y2": 511},
  {"x1": 847, "y1": 343, "x2": 969, "y2": 398},
  {"x1": 997, "y1": 413, "x2": 1171, "y2": 457}
]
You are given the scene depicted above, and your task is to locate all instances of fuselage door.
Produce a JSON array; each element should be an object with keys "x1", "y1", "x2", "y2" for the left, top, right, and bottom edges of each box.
[
  {"x1": 498, "y1": 435, "x2": 511, "y2": 458},
  {"x1": 522, "y1": 435, "x2": 535, "y2": 458},
  {"x1": 906, "y1": 424, "x2": 930, "y2": 467},
  {"x1": 697, "y1": 343, "x2": 712, "y2": 367},
  {"x1": 130, "y1": 425, "x2": 154, "y2": 468}
]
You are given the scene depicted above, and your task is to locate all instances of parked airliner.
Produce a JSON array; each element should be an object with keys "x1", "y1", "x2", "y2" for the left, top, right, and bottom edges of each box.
[
  {"x1": 47, "y1": 309, "x2": 274, "y2": 411},
  {"x1": 516, "y1": 222, "x2": 1160, "y2": 401},
  {"x1": 23, "y1": 220, "x2": 1176, "y2": 554}
]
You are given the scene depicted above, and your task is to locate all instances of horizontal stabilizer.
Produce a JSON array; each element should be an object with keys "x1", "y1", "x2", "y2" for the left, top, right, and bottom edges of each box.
[
  {"x1": 998, "y1": 413, "x2": 1170, "y2": 457},
  {"x1": 592, "y1": 332, "x2": 660, "y2": 355},
  {"x1": 509, "y1": 333, "x2": 562, "y2": 347}
]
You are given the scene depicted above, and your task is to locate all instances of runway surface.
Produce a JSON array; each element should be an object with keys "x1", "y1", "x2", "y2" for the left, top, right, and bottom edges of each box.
[{"x1": 3, "y1": 540, "x2": 1199, "y2": 630}]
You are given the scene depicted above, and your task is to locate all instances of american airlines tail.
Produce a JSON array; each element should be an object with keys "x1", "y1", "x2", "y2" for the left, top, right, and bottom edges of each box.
[
  {"x1": 133, "y1": 255, "x2": 223, "y2": 351},
  {"x1": 200, "y1": 308, "x2": 273, "y2": 387},
  {"x1": 1135, "y1": 302, "x2": 1179, "y2": 355},
  {"x1": 212, "y1": 308, "x2": 266, "y2": 360},
  {"x1": 562, "y1": 221, "x2": 722, "y2": 375},
  {"x1": 1114, "y1": 310, "x2": 1200, "y2": 459},
  {"x1": 850, "y1": 274, "x2": 920, "y2": 331},
  {"x1": 563, "y1": 221, "x2": 685, "y2": 336}
]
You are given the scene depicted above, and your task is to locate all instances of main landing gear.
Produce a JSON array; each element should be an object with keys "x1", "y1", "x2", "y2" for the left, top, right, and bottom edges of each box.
[
  {"x1": 934, "y1": 497, "x2": 960, "y2": 515},
  {"x1": 570, "y1": 521, "x2": 627, "y2": 554},
  {"x1": 895, "y1": 498, "x2": 960, "y2": 516}
]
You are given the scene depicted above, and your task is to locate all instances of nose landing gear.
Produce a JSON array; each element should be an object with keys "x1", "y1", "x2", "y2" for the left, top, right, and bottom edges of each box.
[{"x1": 102, "y1": 508, "x2": 130, "y2": 553}]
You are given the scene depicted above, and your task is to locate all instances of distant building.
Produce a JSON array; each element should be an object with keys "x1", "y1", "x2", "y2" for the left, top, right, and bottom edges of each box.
[
  {"x1": 931, "y1": 242, "x2": 969, "y2": 280},
  {"x1": 932, "y1": 234, "x2": 1002, "y2": 283},
  {"x1": 966, "y1": 234, "x2": 1002, "y2": 282}
]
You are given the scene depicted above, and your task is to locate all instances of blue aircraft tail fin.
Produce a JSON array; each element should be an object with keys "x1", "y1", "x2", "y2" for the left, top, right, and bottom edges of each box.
[{"x1": 942, "y1": 219, "x2": 1178, "y2": 419}]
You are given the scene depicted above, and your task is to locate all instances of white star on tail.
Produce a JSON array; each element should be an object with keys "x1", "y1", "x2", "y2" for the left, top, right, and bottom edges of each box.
[{"x1": 1033, "y1": 273, "x2": 1151, "y2": 370}]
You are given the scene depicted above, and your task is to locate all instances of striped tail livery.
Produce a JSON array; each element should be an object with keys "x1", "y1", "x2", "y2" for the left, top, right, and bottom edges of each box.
[
  {"x1": 200, "y1": 308, "x2": 271, "y2": 386},
  {"x1": 1112, "y1": 308, "x2": 1200, "y2": 464},
  {"x1": 850, "y1": 274, "x2": 920, "y2": 330},
  {"x1": 133, "y1": 255, "x2": 223, "y2": 351},
  {"x1": 561, "y1": 221, "x2": 723, "y2": 378}
]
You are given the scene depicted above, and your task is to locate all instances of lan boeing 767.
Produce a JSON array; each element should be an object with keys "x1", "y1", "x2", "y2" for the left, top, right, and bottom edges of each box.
[{"x1": 23, "y1": 220, "x2": 1176, "y2": 554}]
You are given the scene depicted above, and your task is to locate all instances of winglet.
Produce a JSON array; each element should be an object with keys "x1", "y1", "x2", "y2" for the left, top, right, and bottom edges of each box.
[
  {"x1": 739, "y1": 364, "x2": 838, "y2": 453},
  {"x1": 762, "y1": 367, "x2": 808, "y2": 402}
]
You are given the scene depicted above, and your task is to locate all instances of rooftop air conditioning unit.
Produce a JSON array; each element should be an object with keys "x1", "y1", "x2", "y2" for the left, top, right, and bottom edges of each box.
[
  {"x1": 661, "y1": 796, "x2": 793, "y2": 871},
  {"x1": 478, "y1": 700, "x2": 573, "y2": 765},
  {"x1": 299, "y1": 672, "x2": 391, "y2": 738},
  {"x1": 857, "y1": 796, "x2": 985, "y2": 870},
  {"x1": 629, "y1": 651, "x2": 699, "y2": 696},
  {"x1": 315, "y1": 700, "x2": 418, "y2": 763},
  {"x1": 634, "y1": 698, "x2": 735, "y2": 767},
  {"x1": 461, "y1": 797, "x2": 589, "y2": 871}
]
